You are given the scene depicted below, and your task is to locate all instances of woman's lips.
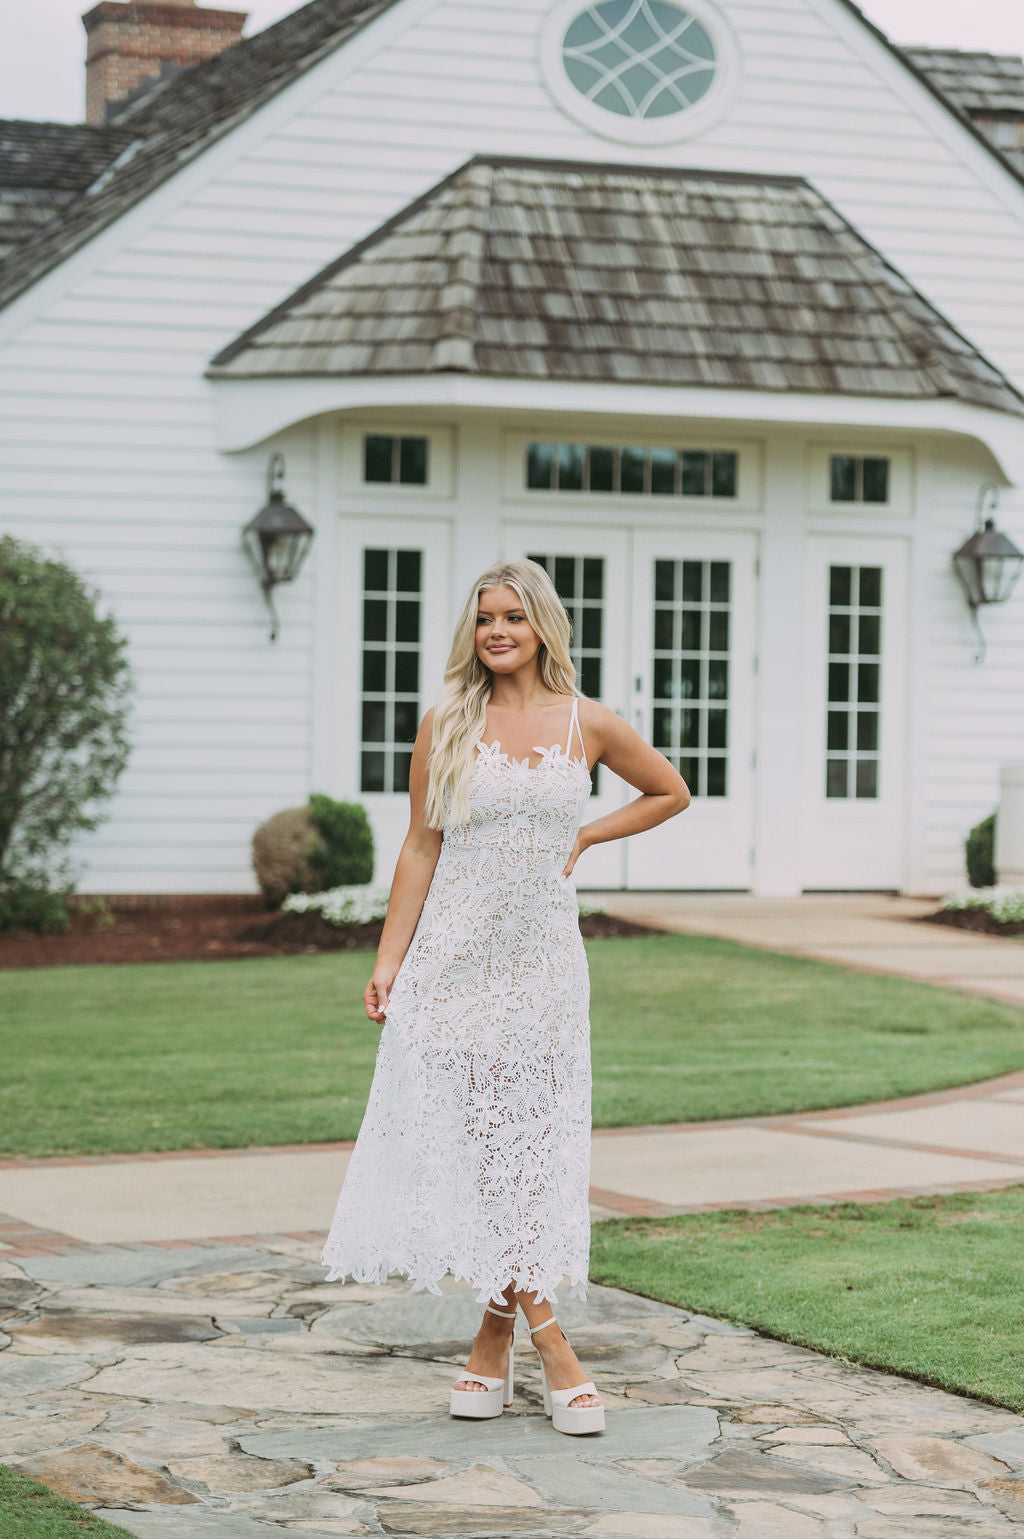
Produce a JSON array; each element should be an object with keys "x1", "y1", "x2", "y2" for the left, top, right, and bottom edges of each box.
[{"x1": 488, "y1": 645, "x2": 513, "y2": 653}]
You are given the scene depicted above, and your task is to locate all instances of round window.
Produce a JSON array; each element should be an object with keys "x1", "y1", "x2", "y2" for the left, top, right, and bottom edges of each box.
[{"x1": 562, "y1": 0, "x2": 716, "y2": 120}]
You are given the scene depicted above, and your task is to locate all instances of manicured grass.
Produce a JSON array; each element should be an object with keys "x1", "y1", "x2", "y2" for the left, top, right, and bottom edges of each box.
[
  {"x1": 1, "y1": 934, "x2": 1022, "y2": 1157},
  {"x1": 0, "y1": 1466, "x2": 135, "y2": 1538},
  {"x1": 589, "y1": 1186, "x2": 1024, "y2": 1411}
]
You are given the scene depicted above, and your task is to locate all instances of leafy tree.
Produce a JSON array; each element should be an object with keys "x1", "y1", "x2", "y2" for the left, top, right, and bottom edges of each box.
[{"x1": 0, "y1": 536, "x2": 133, "y2": 929}]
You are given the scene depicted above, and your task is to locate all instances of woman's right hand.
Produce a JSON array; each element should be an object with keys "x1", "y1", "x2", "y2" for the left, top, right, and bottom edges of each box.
[{"x1": 364, "y1": 964, "x2": 397, "y2": 1022}]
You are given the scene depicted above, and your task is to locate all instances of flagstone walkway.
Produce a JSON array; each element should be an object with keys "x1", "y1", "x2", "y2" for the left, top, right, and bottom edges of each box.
[
  {"x1": 4, "y1": 893, "x2": 1024, "y2": 1535},
  {"x1": 4, "y1": 1241, "x2": 1024, "y2": 1539}
]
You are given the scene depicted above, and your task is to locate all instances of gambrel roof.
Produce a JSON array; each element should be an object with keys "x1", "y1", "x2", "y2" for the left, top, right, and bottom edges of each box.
[
  {"x1": 0, "y1": 0, "x2": 1023, "y2": 314},
  {"x1": 207, "y1": 157, "x2": 1024, "y2": 415}
]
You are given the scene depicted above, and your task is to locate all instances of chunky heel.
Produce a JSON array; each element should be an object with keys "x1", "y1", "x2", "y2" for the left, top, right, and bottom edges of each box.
[
  {"x1": 449, "y1": 1305, "x2": 516, "y2": 1420},
  {"x1": 529, "y1": 1316, "x2": 605, "y2": 1436}
]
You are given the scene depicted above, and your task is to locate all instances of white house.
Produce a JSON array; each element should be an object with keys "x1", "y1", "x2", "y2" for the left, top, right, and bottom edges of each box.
[{"x1": 2, "y1": 0, "x2": 1024, "y2": 898}]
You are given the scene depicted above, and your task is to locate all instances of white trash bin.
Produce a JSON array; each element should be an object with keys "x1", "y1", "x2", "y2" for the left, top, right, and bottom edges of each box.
[{"x1": 996, "y1": 764, "x2": 1024, "y2": 885}]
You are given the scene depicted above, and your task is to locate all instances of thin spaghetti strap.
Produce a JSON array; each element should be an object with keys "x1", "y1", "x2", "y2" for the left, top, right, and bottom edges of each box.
[{"x1": 565, "y1": 695, "x2": 589, "y2": 770}]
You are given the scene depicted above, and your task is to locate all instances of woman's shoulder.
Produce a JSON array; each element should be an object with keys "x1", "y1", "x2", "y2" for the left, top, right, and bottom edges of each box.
[{"x1": 576, "y1": 695, "x2": 617, "y2": 729}]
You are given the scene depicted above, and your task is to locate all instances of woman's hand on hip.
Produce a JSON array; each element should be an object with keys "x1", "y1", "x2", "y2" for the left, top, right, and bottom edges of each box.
[
  {"x1": 562, "y1": 831, "x2": 588, "y2": 878},
  {"x1": 364, "y1": 966, "x2": 397, "y2": 1022}
]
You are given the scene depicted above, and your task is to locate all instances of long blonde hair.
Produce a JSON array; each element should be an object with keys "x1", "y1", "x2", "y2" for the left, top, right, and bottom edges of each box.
[{"x1": 425, "y1": 559, "x2": 577, "y2": 829}]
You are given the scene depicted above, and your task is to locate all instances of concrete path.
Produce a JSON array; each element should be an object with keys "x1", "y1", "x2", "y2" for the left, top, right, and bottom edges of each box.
[{"x1": 592, "y1": 890, "x2": 1024, "y2": 1008}]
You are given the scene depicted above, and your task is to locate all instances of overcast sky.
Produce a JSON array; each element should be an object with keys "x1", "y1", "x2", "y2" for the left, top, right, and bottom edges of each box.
[{"x1": 3, "y1": 0, "x2": 1022, "y2": 123}]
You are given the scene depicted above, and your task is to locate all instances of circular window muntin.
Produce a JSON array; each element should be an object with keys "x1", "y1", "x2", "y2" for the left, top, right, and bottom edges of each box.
[
  {"x1": 539, "y1": 0, "x2": 739, "y2": 146},
  {"x1": 562, "y1": 2, "x2": 716, "y2": 121}
]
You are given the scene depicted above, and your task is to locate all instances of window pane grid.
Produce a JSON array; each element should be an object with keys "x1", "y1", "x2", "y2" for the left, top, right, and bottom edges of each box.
[
  {"x1": 528, "y1": 552, "x2": 604, "y2": 795},
  {"x1": 361, "y1": 547, "x2": 422, "y2": 794},
  {"x1": 651, "y1": 558, "x2": 730, "y2": 797},
  {"x1": 825, "y1": 564, "x2": 882, "y2": 800},
  {"x1": 829, "y1": 455, "x2": 890, "y2": 504},
  {"x1": 363, "y1": 435, "x2": 429, "y2": 485},
  {"x1": 526, "y1": 442, "x2": 737, "y2": 499}
]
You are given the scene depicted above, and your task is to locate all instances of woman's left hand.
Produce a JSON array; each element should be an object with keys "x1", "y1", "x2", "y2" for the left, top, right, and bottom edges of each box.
[{"x1": 562, "y1": 831, "x2": 588, "y2": 878}]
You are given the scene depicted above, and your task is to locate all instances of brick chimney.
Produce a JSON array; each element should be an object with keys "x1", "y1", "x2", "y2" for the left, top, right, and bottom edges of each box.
[{"x1": 82, "y1": 0, "x2": 249, "y2": 124}]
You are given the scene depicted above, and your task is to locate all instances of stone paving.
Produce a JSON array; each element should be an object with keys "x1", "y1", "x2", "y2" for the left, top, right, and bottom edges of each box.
[{"x1": 3, "y1": 1236, "x2": 1024, "y2": 1538}]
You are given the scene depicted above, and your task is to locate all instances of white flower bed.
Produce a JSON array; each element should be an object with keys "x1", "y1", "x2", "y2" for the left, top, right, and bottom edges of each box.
[
  {"x1": 941, "y1": 885, "x2": 1024, "y2": 924},
  {"x1": 282, "y1": 885, "x2": 391, "y2": 926},
  {"x1": 282, "y1": 884, "x2": 606, "y2": 927}
]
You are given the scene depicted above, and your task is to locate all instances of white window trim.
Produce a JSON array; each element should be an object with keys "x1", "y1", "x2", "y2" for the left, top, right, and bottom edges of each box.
[
  {"x1": 538, "y1": 0, "x2": 741, "y2": 146},
  {"x1": 336, "y1": 422, "x2": 455, "y2": 500},
  {"x1": 807, "y1": 445, "x2": 914, "y2": 517},
  {"x1": 502, "y1": 429, "x2": 762, "y2": 511}
]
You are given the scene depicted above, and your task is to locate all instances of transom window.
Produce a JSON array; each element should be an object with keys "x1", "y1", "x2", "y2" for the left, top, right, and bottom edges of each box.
[
  {"x1": 830, "y1": 455, "x2": 889, "y2": 504},
  {"x1": 527, "y1": 442, "x2": 737, "y2": 497},
  {"x1": 562, "y1": 0, "x2": 716, "y2": 119},
  {"x1": 360, "y1": 548, "x2": 422, "y2": 794},
  {"x1": 364, "y1": 435, "x2": 429, "y2": 486},
  {"x1": 825, "y1": 565, "x2": 882, "y2": 800},
  {"x1": 651, "y1": 558, "x2": 730, "y2": 797}
]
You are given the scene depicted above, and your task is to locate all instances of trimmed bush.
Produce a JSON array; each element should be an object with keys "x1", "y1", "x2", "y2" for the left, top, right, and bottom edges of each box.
[
  {"x1": 966, "y1": 812, "x2": 996, "y2": 888},
  {"x1": 252, "y1": 805, "x2": 319, "y2": 909},
  {"x1": 252, "y1": 795, "x2": 375, "y2": 908},
  {"x1": 308, "y1": 794, "x2": 374, "y2": 888}
]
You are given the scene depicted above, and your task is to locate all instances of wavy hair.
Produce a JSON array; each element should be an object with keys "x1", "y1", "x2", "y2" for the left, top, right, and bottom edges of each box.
[{"x1": 424, "y1": 559, "x2": 577, "y2": 829}]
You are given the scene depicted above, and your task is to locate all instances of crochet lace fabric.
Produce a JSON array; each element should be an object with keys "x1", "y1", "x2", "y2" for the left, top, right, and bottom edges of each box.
[{"x1": 322, "y1": 701, "x2": 593, "y2": 1305}]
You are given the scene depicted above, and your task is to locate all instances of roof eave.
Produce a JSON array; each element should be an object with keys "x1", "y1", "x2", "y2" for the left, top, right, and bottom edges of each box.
[{"x1": 206, "y1": 371, "x2": 1024, "y2": 482}]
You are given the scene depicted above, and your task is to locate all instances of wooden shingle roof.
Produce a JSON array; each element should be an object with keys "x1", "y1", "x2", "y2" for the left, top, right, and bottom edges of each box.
[
  {"x1": 0, "y1": 0, "x2": 399, "y2": 310},
  {"x1": 2, "y1": 5, "x2": 1024, "y2": 314},
  {"x1": 207, "y1": 157, "x2": 1024, "y2": 416},
  {"x1": 905, "y1": 48, "x2": 1024, "y2": 118},
  {"x1": 0, "y1": 119, "x2": 135, "y2": 265}
]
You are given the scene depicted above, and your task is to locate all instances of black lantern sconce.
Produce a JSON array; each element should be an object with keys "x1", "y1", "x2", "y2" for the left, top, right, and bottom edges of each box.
[
  {"x1": 242, "y1": 453, "x2": 315, "y2": 641},
  {"x1": 952, "y1": 485, "x2": 1024, "y2": 664}
]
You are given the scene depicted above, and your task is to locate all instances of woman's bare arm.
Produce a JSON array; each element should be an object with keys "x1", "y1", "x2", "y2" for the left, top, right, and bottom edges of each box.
[
  {"x1": 563, "y1": 700, "x2": 690, "y2": 876},
  {"x1": 365, "y1": 709, "x2": 442, "y2": 1021}
]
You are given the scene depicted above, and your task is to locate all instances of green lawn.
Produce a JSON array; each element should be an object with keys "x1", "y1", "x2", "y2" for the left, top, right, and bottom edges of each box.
[
  {"x1": 1, "y1": 934, "x2": 1022, "y2": 1157},
  {"x1": 590, "y1": 1186, "x2": 1024, "y2": 1412},
  {"x1": 0, "y1": 1467, "x2": 134, "y2": 1539}
]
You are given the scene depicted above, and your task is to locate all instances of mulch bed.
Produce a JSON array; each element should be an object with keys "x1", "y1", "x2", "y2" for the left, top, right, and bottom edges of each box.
[
  {"x1": 0, "y1": 904, "x2": 662, "y2": 970},
  {"x1": 918, "y1": 907, "x2": 1024, "y2": 938}
]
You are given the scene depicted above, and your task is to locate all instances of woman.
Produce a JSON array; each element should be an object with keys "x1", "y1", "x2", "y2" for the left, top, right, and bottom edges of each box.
[{"x1": 322, "y1": 559, "x2": 689, "y2": 1435}]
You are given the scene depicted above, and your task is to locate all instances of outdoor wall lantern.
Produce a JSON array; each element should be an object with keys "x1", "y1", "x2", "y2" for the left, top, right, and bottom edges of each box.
[
  {"x1": 242, "y1": 452, "x2": 315, "y2": 641},
  {"x1": 952, "y1": 485, "x2": 1024, "y2": 663}
]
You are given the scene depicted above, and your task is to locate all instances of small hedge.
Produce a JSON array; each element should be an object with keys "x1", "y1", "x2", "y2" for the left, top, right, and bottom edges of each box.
[
  {"x1": 966, "y1": 812, "x2": 996, "y2": 888},
  {"x1": 252, "y1": 794, "x2": 374, "y2": 908}
]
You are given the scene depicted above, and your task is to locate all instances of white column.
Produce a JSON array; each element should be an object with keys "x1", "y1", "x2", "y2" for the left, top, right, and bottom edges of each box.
[
  {"x1": 449, "y1": 417, "x2": 505, "y2": 625},
  {"x1": 997, "y1": 764, "x2": 1024, "y2": 885},
  {"x1": 752, "y1": 435, "x2": 805, "y2": 895}
]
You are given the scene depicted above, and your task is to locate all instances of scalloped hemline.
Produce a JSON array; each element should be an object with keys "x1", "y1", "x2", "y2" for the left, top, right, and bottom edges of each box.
[{"x1": 321, "y1": 1255, "x2": 589, "y2": 1307}]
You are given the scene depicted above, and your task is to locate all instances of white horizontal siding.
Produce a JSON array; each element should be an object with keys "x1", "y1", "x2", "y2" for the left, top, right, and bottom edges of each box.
[
  {"x1": 2, "y1": 0, "x2": 1024, "y2": 893},
  {"x1": 918, "y1": 438, "x2": 1024, "y2": 893}
]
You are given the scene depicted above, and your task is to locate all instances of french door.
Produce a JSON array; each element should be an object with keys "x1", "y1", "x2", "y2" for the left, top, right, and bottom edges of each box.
[
  {"x1": 334, "y1": 516, "x2": 450, "y2": 880},
  {"x1": 507, "y1": 524, "x2": 758, "y2": 889},
  {"x1": 800, "y1": 536, "x2": 909, "y2": 889}
]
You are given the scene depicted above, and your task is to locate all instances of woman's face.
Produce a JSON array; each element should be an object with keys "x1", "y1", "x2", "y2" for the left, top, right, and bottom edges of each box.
[{"x1": 474, "y1": 585, "x2": 542, "y2": 675}]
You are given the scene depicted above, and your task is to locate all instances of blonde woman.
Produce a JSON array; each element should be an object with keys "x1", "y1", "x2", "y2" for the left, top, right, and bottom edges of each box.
[{"x1": 322, "y1": 559, "x2": 689, "y2": 1434}]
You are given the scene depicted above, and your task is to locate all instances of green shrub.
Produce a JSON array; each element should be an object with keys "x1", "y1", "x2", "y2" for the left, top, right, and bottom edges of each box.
[
  {"x1": 966, "y1": 812, "x2": 996, "y2": 888},
  {"x1": 0, "y1": 535, "x2": 133, "y2": 930},
  {"x1": 0, "y1": 883, "x2": 69, "y2": 934},
  {"x1": 251, "y1": 796, "x2": 374, "y2": 907},
  {"x1": 308, "y1": 793, "x2": 374, "y2": 888}
]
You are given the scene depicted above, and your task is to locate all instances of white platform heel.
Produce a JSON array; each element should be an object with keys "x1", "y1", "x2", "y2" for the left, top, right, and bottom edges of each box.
[
  {"x1": 449, "y1": 1305, "x2": 516, "y2": 1419},
  {"x1": 530, "y1": 1316, "x2": 605, "y2": 1435}
]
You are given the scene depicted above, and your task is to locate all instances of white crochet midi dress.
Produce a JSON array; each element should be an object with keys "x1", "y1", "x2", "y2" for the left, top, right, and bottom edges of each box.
[{"x1": 322, "y1": 696, "x2": 593, "y2": 1305}]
